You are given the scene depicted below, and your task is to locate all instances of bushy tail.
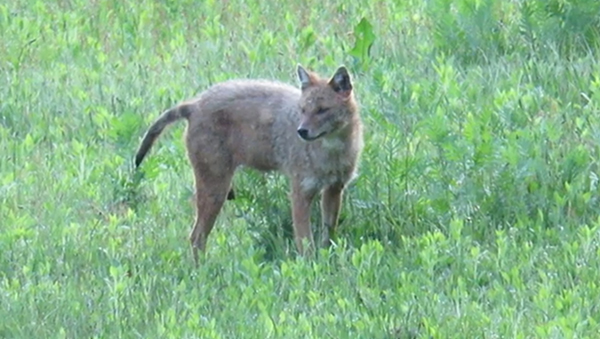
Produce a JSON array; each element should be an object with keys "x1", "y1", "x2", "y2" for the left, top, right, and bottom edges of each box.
[{"x1": 134, "y1": 103, "x2": 193, "y2": 167}]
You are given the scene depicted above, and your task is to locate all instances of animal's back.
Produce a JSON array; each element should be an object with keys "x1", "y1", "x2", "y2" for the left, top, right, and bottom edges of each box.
[
  {"x1": 185, "y1": 78, "x2": 304, "y2": 172},
  {"x1": 197, "y1": 79, "x2": 301, "y2": 113}
]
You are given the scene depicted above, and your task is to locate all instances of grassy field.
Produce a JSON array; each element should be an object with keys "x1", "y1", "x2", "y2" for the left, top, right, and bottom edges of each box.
[{"x1": 2, "y1": 0, "x2": 600, "y2": 337}]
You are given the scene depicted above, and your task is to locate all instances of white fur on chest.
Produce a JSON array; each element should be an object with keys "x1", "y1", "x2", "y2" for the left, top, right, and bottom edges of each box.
[
  {"x1": 300, "y1": 170, "x2": 358, "y2": 193},
  {"x1": 299, "y1": 141, "x2": 358, "y2": 193},
  {"x1": 321, "y1": 137, "x2": 346, "y2": 151}
]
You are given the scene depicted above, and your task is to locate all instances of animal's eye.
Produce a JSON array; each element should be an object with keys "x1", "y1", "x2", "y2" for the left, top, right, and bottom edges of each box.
[{"x1": 316, "y1": 107, "x2": 329, "y2": 115}]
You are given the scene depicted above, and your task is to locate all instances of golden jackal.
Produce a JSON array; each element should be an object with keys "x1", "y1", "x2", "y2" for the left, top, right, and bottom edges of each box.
[{"x1": 134, "y1": 64, "x2": 363, "y2": 264}]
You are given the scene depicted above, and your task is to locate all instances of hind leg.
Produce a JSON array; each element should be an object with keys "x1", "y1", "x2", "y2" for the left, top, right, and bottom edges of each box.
[{"x1": 189, "y1": 169, "x2": 234, "y2": 265}]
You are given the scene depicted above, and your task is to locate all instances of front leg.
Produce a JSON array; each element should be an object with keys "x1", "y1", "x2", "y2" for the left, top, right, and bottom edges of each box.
[
  {"x1": 321, "y1": 183, "x2": 344, "y2": 247},
  {"x1": 290, "y1": 180, "x2": 317, "y2": 256}
]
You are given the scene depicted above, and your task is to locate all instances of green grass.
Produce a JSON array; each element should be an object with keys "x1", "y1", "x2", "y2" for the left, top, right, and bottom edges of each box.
[{"x1": 2, "y1": 0, "x2": 600, "y2": 337}]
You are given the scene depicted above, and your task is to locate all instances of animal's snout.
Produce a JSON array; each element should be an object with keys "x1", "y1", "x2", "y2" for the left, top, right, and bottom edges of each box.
[{"x1": 297, "y1": 128, "x2": 309, "y2": 140}]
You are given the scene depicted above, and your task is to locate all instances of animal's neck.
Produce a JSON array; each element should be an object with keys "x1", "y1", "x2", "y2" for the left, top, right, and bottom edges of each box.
[
  {"x1": 320, "y1": 120, "x2": 361, "y2": 153},
  {"x1": 338, "y1": 116, "x2": 362, "y2": 141}
]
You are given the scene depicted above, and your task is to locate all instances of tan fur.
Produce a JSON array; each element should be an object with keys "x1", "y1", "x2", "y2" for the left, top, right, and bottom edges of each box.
[{"x1": 135, "y1": 64, "x2": 363, "y2": 265}]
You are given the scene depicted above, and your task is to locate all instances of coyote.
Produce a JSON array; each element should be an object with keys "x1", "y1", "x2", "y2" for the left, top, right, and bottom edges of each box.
[{"x1": 134, "y1": 64, "x2": 363, "y2": 264}]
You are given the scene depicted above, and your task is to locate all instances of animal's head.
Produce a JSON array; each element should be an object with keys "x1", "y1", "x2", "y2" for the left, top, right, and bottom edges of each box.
[{"x1": 296, "y1": 64, "x2": 357, "y2": 141}]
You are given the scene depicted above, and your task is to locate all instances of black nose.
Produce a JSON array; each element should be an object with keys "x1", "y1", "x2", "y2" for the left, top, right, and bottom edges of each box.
[{"x1": 297, "y1": 128, "x2": 309, "y2": 139}]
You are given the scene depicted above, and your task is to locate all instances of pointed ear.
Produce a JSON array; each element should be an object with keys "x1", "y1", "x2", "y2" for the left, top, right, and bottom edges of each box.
[
  {"x1": 297, "y1": 64, "x2": 312, "y2": 89},
  {"x1": 329, "y1": 66, "x2": 353, "y2": 98}
]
